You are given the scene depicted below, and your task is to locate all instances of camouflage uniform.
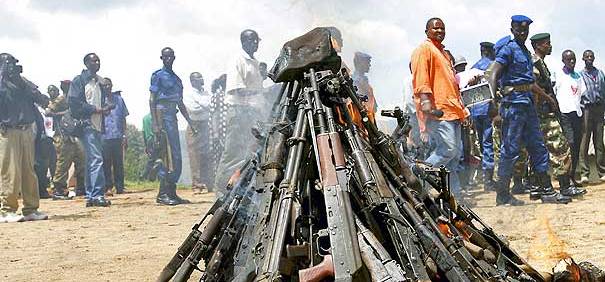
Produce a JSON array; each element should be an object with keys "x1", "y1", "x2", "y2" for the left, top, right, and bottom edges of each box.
[
  {"x1": 48, "y1": 95, "x2": 85, "y2": 195},
  {"x1": 510, "y1": 55, "x2": 573, "y2": 188}
]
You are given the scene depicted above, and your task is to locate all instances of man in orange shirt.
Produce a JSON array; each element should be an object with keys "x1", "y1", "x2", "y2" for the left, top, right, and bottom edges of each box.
[{"x1": 411, "y1": 17, "x2": 469, "y2": 196}]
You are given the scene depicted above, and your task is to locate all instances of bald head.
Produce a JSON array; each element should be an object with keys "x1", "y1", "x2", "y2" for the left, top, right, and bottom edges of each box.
[
  {"x1": 83, "y1": 53, "x2": 100, "y2": 74},
  {"x1": 583, "y1": 50, "x2": 595, "y2": 69},
  {"x1": 160, "y1": 47, "x2": 175, "y2": 69},
  {"x1": 562, "y1": 50, "x2": 576, "y2": 71},
  {"x1": 425, "y1": 18, "x2": 445, "y2": 43},
  {"x1": 240, "y1": 29, "x2": 260, "y2": 57},
  {"x1": 190, "y1": 72, "x2": 204, "y2": 90}
]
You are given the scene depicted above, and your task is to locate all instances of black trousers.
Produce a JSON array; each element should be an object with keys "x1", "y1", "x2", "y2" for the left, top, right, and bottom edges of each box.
[
  {"x1": 35, "y1": 136, "x2": 56, "y2": 194},
  {"x1": 579, "y1": 104, "x2": 605, "y2": 178},
  {"x1": 560, "y1": 112, "x2": 583, "y2": 177},
  {"x1": 102, "y1": 138, "x2": 125, "y2": 192}
]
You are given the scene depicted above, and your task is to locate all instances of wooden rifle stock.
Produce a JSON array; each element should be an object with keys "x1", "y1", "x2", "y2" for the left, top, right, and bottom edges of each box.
[{"x1": 298, "y1": 255, "x2": 335, "y2": 282}]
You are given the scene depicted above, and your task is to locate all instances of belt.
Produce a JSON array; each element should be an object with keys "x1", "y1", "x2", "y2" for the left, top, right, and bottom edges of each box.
[
  {"x1": 156, "y1": 100, "x2": 178, "y2": 107},
  {"x1": 502, "y1": 84, "x2": 532, "y2": 95},
  {"x1": 5, "y1": 124, "x2": 32, "y2": 130}
]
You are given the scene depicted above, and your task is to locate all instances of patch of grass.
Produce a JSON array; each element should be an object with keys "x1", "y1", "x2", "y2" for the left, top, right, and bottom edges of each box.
[
  {"x1": 124, "y1": 180, "x2": 192, "y2": 191},
  {"x1": 125, "y1": 180, "x2": 158, "y2": 191}
]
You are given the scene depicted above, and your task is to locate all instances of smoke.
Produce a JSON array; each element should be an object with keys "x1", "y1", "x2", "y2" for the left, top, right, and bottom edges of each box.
[{"x1": 2, "y1": 0, "x2": 604, "y2": 128}]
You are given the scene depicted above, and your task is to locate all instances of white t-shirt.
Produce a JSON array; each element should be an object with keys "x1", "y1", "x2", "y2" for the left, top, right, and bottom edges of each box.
[
  {"x1": 84, "y1": 75, "x2": 103, "y2": 131},
  {"x1": 225, "y1": 50, "x2": 263, "y2": 108},
  {"x1": 37, "y1": 106, "x2": 55, "y2": 137},
  {"x1": 554, "y1": 69, "x2": 586, "y2": 117},
  {"x1": 402, "y1": 76, "x2": 416, "y2": 114},
  {"x1": 183, "y1": 88, "x2": 211, "y2": 121}
]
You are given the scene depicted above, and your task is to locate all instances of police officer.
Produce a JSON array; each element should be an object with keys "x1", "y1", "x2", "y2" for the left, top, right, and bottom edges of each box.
[
  {"x1": 528, "y1": 33, "x2": 585, "y2": 199},
  {"x1": 470, "y1": 42, "x2": 497, "y2": 191},
  {"x1": 149, "y1": 47, "x2": 196, "y2": 205},
  {"x1": 488, "y1": 15, "x2": 552, "y2": 206},
  {"x1": 46, "y1": 82, "x2": 86, "y2": 199},
  {"x1": 0, "y1": 53, "x2": 50, "y2": 222}
]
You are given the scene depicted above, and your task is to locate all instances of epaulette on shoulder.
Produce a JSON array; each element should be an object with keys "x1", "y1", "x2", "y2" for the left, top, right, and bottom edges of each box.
[{"x1": 494, "y1": 35, "x2": 512, "y2": 54}]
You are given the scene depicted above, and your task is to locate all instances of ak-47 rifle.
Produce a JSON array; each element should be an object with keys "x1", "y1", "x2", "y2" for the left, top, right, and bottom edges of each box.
[
  {"x1": 297, "y1": 69, "x2": 365, "y2": 282},
  {"x1": 337, "y1": 93, "x2": 429, "y2": 281},
  {"x1": 339, "y1": 70, "x2": 421, "y2": 191},
  {"x1": 156, "y1": 153, "x2": 259, "y2": 282}
]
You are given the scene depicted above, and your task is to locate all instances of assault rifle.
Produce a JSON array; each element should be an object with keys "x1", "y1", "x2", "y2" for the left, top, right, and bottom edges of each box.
[{"x1": 156, "y1": 153, "x2": 259, "y2": 282}]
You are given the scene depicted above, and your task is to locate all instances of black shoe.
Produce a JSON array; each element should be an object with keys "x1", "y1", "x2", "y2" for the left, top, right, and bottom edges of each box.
[
  {"x1": 511, "y1": 184, "x2": 531, "y2": 195},
  {"x1": 156, "y1": 193, "x2": 179, "y2": 206},
  {"x1": 483, "y1": 169, "x2": 496, "y2": 192},
  {"x1": 511, "y1": 176, "x2": 530, "y2": 195},
  {"x1": 540, "y1": 192, "x2": 572, "y2": 204},
  {"x1": 168, "y1": 183, "x2": 190, "y2": 204},
  {"x1": 86, "y1": 197, "x2": 111, "y2": 207},
  {"x1": 173, "y1": 194, "x2": 191, "y2": 204},
  {"x1": 496, "y1": 193, "x2": 525, "y2": 206},
  {"x1": 116, "y1": 188, "x2": 126, "y2": 194},
  {"x1": 39, "y1": 190, "x2": 51, "y2": 199},
  {"x1": 560, "y1": 186, "x2": 587, "y2": 197}
]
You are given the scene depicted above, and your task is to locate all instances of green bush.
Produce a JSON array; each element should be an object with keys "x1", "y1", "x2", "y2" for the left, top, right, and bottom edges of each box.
[{"x1": 124, "y1": 123, "x2": 147, "y2": 182}]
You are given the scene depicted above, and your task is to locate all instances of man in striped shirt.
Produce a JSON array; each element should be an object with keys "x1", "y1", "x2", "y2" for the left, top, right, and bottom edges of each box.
[{"x1": 579, "y1": 50, "x2": 605, "y2": 183}]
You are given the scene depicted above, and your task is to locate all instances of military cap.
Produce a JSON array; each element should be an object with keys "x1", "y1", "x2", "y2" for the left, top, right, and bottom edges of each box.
[
  {"x1": 480, "y1": 42, "x2": 494, "y2": 48},
  {"x1": 511, "y1": 15, "x2": 533, "y2": 24},
  {"x1": 530, "y1": 33, "x2": 550, "y2": 42}
]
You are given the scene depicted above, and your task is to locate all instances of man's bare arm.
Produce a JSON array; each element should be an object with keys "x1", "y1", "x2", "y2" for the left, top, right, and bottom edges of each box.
[
  {"x1": 149, "y1": 91, "x2": 161, "y2": 135},
  {"x1": 177, "y1": 100, "x2": 197, "y2": 134},
  {"x1": 487, "y1": 62, "x2": 503, "y2": 99}
]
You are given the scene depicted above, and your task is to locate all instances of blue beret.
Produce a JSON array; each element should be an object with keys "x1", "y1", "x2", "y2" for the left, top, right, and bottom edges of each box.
[{"x1": 511, "y1": 15, "x2": 533, "y2": 24}]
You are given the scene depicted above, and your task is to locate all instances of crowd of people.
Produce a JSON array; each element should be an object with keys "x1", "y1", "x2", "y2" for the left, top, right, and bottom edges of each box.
[
  {"x1": 1, "y1": 15, "x2": 604, "y2": 223},
  {"x1": 405, "y1": 15, "x2": 604, "y2": 206}
]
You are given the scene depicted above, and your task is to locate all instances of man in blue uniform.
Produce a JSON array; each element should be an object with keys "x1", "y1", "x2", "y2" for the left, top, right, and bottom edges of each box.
[
  {"x1": 470, "y1": 42, "x2": 496, "y2": 191},
  {"x1": 487, "y1": 15, "x2": 553, "y2": 206},
  {"x1": 149, "y1": 47, "x2": 196, "y2": 205}
]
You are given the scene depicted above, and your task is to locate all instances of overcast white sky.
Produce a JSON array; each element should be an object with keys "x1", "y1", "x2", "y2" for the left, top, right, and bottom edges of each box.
[{"x1": 3, "y1": 0, "x2": 605, "y2": 128}]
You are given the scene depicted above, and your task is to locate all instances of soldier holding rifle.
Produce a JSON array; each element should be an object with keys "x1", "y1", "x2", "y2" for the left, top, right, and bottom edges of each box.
[{"x1": 149, "y1": 47, "x2": 196, "y2": 206}]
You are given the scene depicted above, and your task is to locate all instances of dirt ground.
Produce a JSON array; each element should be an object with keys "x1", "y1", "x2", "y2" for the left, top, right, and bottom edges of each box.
[{"x1": 2, "y1": 181, "x2": 605, "y2": 282}]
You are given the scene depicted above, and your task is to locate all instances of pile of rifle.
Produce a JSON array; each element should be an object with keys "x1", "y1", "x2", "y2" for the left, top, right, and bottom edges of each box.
[{"x1": 157, "y1": 29, "x2": 550, "y2": 282}]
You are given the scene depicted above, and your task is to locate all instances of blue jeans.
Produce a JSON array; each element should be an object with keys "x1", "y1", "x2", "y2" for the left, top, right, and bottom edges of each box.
[
  {"x1": 473, "y1": 115, "x2": 495, "y2": 170},
  {"x1": 497, "y1": 103, "x2": 549, "y2": 179},
  {"x1": 425, "y1": 119, "x2": 462, "y2": 196},
  {"x1": 157, "y1": 108, "x2": 182, "y2": 185},
  {"x1": 80, "y1": 127, "x2": 106, "y2": 200}
]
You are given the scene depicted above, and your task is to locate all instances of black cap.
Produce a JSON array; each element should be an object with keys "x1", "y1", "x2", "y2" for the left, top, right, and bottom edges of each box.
[
  {"x1": 530, "y1": 32, "x2": 550, "y2": 42},
  {"x1": 480, "y1": 42, "x2": 494, "y2": 48}
]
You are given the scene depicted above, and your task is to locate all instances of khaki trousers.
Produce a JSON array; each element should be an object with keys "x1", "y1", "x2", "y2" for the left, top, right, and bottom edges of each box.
[{"x1": 0, "y1": 124, "x2": 40, "y2": 214}]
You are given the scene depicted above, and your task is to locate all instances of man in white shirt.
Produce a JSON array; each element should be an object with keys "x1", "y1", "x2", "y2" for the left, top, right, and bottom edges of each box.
[
  {"x1": 214, "y1": 29, "x2": 264, "y2": 195},
  {"x1": 555, "y1": 49, "x2": 586, "y2": 181},
  {"x1": 184, "y1": 72, "x2": 213, "y2": 194}
]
